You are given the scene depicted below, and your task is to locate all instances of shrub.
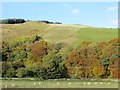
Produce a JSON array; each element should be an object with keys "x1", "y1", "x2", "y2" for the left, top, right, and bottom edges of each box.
[
  {"x1": 5, "y1": 68, "x2": 16, "y2": 78},
  {"x1": 16, "y1": 68, "x2": 26, "y2": 78},
  {"x1": 2, "y1": 62, "x2": 12, "y2": 76}
]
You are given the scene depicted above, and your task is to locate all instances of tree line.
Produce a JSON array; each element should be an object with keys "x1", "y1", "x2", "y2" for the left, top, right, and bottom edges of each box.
[
  {"x1": 0, "y1": 18, "x2": 62, "y2": 24},
  {"x1": 0, "y1": 19, "x2": 26, "y2": 24},
  {"x1": 1, "y1": 35, "x2": 119, "y2": 79},
  {"x1": 38, "y1": 20, "x2": 62, "y2": 24}
]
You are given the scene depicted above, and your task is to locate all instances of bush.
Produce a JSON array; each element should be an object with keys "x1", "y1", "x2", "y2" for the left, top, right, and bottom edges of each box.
[
  {"x1": 37, "y1": 67, "x2": 48, "y2": 80},
  {"x1": 2, "y1": 62, "x2": 12, "y2": 76},
  {"x1": 5, "y1": 68, "x2": 16, "y2": 78},
  {"x1": 16, "y1": 68, "x2": 26, "y2": 78},
  {"x1": 54, "y1": 43, "x2": 62, "y2": 53}
]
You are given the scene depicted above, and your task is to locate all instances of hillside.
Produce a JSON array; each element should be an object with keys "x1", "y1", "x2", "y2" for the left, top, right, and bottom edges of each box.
[
  {"x1": 1, "y1": 21, "x2": 119, "y2": 80},
  {"x1": 1, "y1": 21, "x2": 118, "y2": 48}
]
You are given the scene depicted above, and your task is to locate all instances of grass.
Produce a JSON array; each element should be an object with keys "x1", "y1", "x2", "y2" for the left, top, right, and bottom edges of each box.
[
  {"x1": 2, "y1": 79, "x2": 118, "y2": 88},
  {"x1": 2, "y1": 22, "x2": 118, "y2": 45},
  {"x1": 1, "y1": 22, "x2": 49, "y2": 42},
  {"x1": 1, "y1": 21, "x2": 118, "y2": 55},
  {"x1": 71, "y1": 27, "x2": 118, "y2": 48}
]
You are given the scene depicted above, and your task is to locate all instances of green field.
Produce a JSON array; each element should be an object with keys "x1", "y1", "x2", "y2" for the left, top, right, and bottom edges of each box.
[{"x1": 2, "y1": 79, "x2": 118, "y2": 88}]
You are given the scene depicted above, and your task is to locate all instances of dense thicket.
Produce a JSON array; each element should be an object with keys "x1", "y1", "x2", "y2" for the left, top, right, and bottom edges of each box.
[
  {"x1": 0, "y1": 19, "x2": 26, "y2": 24},
  {"x1": 2, "y1": 35, "x2": 119, "y2": 79}
]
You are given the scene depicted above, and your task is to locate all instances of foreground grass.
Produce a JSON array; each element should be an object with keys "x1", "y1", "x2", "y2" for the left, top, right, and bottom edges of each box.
[{"x1": 2, "y1": 79, "x2": 118, "y2": 88}]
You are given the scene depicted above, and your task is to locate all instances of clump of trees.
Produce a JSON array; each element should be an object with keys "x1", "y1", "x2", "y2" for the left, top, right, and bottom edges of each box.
[
  {"x1": 65, "y1": 39, "x2": 119, "y2": 79},
  {"x1": 0, "y1": 18, "x2": 26, "y2": 24},
  {"x1": 1, "y1": 34, "x2": 119, "y2": 79},
  {"x1": 2, "y1": 35, "x2": 66, "y2": 79},
  {"x1": 38, "y1": 20, "x2": 62, "y2": 24}
]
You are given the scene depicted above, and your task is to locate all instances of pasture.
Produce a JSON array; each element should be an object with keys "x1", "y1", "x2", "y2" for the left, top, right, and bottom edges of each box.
[
  {"x1": 2, "y1": 79, "x2": 118, "y2": 88},
  {"x1": 1, "y1": 21, "x2": 118, "y2": 46}
]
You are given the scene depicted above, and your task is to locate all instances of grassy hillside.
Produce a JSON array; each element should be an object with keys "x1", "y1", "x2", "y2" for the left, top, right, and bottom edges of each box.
[
  {"x1": 1, "y1": 21, "x2": 118, "y2": 47},
  {"x1": 1, "y1": 21, "x2": 118, "y2": 53}
]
